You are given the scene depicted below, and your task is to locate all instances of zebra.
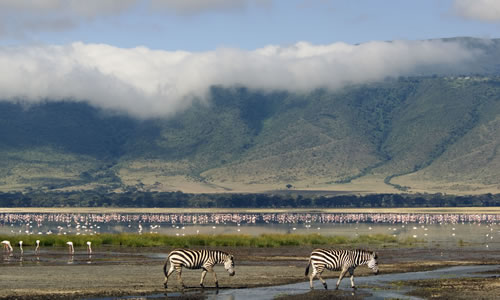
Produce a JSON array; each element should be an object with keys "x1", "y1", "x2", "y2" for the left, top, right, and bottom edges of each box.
[
  {"x1": 163, "y1": 249, "x2": 235, "y2": 289},
  {"x1": 305, "y1": 248, "x2": 379, "y2": 290}
]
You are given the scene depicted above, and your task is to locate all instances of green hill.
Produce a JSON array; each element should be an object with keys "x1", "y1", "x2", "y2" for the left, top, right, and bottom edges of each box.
[{"x1": 1, "y1": 74, "x2": 500, "y2": 195}]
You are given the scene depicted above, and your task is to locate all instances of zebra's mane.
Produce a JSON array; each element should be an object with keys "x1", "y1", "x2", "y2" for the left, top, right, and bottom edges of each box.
[
  {"x1": 212, "y1": 250, "x2": 232, "y2": 264},
  {"x1": 354, "y1": 249, "x2": 375, "y2": 255},
  {"x1": 354, "y1": 249, "x2": 376, "y2": 257},
  {"x1": 208, "y1": 249, "x2": 230, "y2": 256}
]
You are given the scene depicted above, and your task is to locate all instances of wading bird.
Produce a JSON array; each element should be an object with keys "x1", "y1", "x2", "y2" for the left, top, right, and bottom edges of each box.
[
  {"x1": 19, "y1": 241, "x2": 23, "y2": 255},
  {"x1": 1, "y1": 240, "x2": 13, "y2": 253},
  {"x1": 66, "y1": 241, "x2": 74, "y2": 254},
  {"x1": 86, "y1": 241, "x2": 92, "y2": 254},
  {"x1": 35, "y1": 240, "x2": 40, "y2": 255}
]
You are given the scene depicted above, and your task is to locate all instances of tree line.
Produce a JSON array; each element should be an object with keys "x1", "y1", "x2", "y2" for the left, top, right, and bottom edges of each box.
[{"x1": 0, "y1": 191, "x2": 499, "y2": 208}]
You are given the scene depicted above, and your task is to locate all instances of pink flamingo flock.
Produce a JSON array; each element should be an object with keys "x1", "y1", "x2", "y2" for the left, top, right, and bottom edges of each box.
[
  {"x1": 1, "y1": 212, "x2": 499, "y2": 257},
  {"x1": 1, "y1": 212, "x2": 498, "y2": 245},
  {"x1": 1, "y1": 212, "x2": 499, "y2": 229}
]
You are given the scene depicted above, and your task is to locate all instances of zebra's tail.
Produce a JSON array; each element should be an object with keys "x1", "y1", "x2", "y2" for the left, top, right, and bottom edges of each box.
[{"x1": 305, "y1": 258, "x2": 311, "y2": 276}]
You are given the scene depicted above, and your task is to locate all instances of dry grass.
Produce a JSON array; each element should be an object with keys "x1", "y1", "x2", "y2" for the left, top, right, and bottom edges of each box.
[
  {"x1": 3, "y1": 151, "x2": 498, "y2": 195},
  {"x1": 116, "y1": 162, "x2": 500, "y2": 195}
]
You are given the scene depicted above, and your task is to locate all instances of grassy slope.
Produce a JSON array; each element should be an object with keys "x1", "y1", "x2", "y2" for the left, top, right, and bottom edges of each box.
[
  {"x1": 0, "y1": 147, "x2": 99, "y2": 191},
  {"x1": 393, "y1": 77, "x2": 500, "y2": 193},
  {"x1": 1, "y1": 76, "x2": 500, "y2": 194},
  {"x1": 202, "y1": 89, "x2": 382, "y2": 188}
]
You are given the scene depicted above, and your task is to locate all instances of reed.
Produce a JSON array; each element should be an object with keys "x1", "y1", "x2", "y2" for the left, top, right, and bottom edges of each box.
[{"x1": 0, "y1": 233, "x2": 415, "y2": 248}]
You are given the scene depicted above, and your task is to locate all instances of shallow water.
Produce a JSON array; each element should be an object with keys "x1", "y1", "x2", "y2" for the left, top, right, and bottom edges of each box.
[
  {"x1": 88, "y1": 264, "x2": 500, "y2": 300},
  {"x1": 211, "y1": 265, "x2": 500, "y2": 300},
  {"x1": 1, "y1": 212, "x2": 499, "y2": 249}
]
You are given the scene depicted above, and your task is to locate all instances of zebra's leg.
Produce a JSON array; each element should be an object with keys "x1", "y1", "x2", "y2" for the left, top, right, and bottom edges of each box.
[
  {"x1": 313, "y1": 265, "x2": 327, "y2": 289},
  {"x1": 316, "y1": 272, "x2": 328, "y2": 290},
  {"x1": 309, "y1": 263, "x2": 318, "y2": 289},
  {"x1": 175, "y1": 267, "x2": 186, "y2": 288},
  {"x1": 336, "y1": 267, "x2": 348, "y2": 290},
  {"x1": 200, "y1": 269, "x2": 208, "y2": 288},
  {"x1": 348, "y1": 267, "x2": 356, "y2": 289},
  {"x1": 209, "y1": 268, "x2": 219, "y2": 288},
  {"x1": 164, "y1": 264, "x2": 176, "y2": 288},
  {"x1": 309, "y1": 268, "x2": 316, "y2": 289}
]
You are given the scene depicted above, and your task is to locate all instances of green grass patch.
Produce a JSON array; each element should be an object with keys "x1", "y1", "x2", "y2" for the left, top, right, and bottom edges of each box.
[{"x1": 0, "y1": 233, "x2": 419, "y2": 248}]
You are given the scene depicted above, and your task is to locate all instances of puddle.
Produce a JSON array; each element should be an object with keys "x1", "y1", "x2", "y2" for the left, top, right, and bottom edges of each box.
[
  {"x1": 86, "y1": 264, "x2": 499, "y2": 300},
  {"x1": 2, "y1": 249, "x2": 166, "y2": 267}
]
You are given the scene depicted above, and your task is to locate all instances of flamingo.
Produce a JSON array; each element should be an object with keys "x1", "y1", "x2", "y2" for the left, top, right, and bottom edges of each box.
[
  {"x1": 1, "y1": 240, "x2": 13, "y2": 253},
  {"x1": 19, "y1": 241, "x2": 23, "y2": 255},
  {"x1": 86, "y1": 241, "x2": 92, "y2": 254},
  {"x1": 66, "y1": 241, "x2": 74, "y2": 254},
  {"x1": 35, "y1": 240, "x2": 40, "y2": 255}
]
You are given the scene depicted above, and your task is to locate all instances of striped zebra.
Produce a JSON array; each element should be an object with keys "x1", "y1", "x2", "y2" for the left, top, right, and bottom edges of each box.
[
  {"x1": 305, "y1": 248, "x2": 379, "y2": 290},
  {"x1": 163, "y1": 249, "x2": 235, "y2": 289}
]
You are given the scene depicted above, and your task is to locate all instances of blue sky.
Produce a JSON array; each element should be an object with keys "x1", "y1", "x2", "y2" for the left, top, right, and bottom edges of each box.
[
  {"x1": 1, "y1": 0, "x2": 499, "y2": 50},
  {"x1": 0, "y1": 0, "x2": 499, "y2": 118}
]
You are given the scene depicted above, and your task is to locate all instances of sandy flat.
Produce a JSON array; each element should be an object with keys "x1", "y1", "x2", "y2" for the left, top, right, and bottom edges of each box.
[{"x1": 1, "y1": 246, "x2": 499, "y2": 299}]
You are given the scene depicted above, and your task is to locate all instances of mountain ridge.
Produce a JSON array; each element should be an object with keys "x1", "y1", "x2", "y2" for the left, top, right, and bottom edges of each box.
[{"x1": 1, "y1": 37, "x2": 500, "y2": 195}]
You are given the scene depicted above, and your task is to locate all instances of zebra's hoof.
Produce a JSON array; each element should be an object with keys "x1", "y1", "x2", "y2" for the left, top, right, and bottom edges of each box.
[
  {"x1": 200, "y1": 284, "x2": 204, "y2": 288},
  {"x1": 352, "y1": 286, "x2": 357, "y2": 289},
  {"x1": 323, "y1": 284, "x2": 328, "y2": 290},
  {"x1": 163, "y1": 284, "x2": 167, "y2": 289}
]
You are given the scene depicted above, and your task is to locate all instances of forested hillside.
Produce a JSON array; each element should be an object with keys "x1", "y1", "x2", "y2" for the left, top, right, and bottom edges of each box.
[{"x1": 1, "y1": 74, "x2": 499, "y2": 195}]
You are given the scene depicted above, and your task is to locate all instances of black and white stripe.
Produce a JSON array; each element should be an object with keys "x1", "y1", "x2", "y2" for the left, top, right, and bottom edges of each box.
[
  {"x1": 305, "y1": 248, "x2": 379, "y2": 290},
  {"x1": 163, "y1": 249, "x2": 235, "y2": 289}
]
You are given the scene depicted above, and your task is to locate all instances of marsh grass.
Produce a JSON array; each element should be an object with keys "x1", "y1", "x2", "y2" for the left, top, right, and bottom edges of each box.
[{"x1": 0, "y1": 233, "x2": 416, "y2": 248}]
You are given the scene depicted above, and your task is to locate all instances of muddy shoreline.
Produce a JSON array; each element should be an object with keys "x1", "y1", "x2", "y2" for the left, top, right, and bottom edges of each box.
[
  {"x1": 406, "y1": 276, "x2": 500, "y2": 300},
  {"x1": 1, "y1": 246, "x2": 499, "y2": 299}
]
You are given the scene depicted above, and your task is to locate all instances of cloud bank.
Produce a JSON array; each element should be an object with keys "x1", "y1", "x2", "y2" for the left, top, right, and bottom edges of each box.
[
  {"x1": 151, "y1": 0, "x2": 271, "y2": 15},
  {"x1": 0, "y1": 0, "x2": 266, "y2": 17},
  {"x1": 0, "y1": 0, "x2": 271, "y2": 39},
  {"x1": 0, "y1": 0, "x2": 137, "y2": 17},
  {"x1": 0, "y1": 0, "x2": 137, "y2": 39},
  {"x1": 0, "y1": 40, "x2": 478, "y2": 118},
  {"x1": 453, "y1": 0, "x2": 500, "y2": 22}
]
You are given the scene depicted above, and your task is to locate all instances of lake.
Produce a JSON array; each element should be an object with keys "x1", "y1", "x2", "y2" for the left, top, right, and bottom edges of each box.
[{"x1": 1, "y1": 211, "x2": 499, "y2": 248}]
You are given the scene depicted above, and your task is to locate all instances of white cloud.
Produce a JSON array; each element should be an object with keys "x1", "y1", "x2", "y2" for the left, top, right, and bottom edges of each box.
[
  {"x1": 0, "y1": 0, "x2": 271, "y2": 17},
  {"x1": 0, "y1": 40, "x2": 478, "y2": 118},
  {"x1": 0, "y1": 0, "x2": 137, "y2": 18},
  {"x1": 0, "y1": 0, "x2": 138, "y2": 39},
  {"x1": 0, "y1": 0, "x2": 271, "y2": 39},
  {"x1": 453, "y1": 0, "x2": 500, "y2": 22},
  {"x1": 150, "y1": 0, "x2": 271, "y2": 14}
]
